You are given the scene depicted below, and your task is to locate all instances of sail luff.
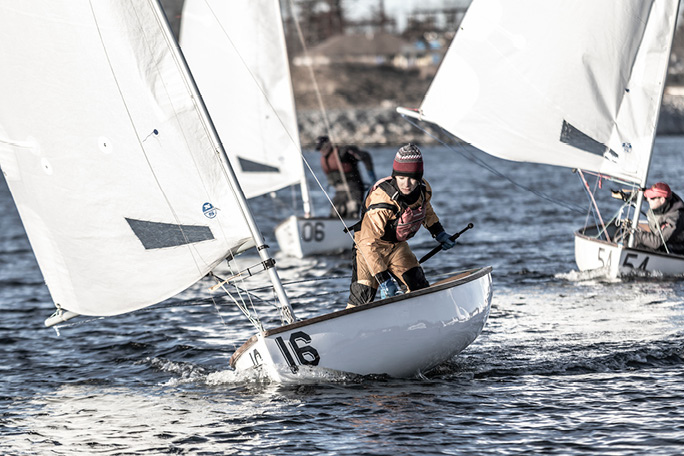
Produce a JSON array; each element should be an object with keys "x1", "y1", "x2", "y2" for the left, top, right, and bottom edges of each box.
[
  {"x1": 628, "y1": 0, "x2": 682, "y2": 246},
  {"x1": 635, "y1": 0, "x2": 681, "y2": 190},
  {"x1": 149, "y1": 0, "x2": 296, "y2": 322}
]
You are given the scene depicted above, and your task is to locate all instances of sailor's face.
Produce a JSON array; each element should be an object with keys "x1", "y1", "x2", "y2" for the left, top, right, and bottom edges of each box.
[
  {"x1": 647, "y1": 196, "x2": 666, "y2": 210},
  {"x1": 396, "y1": 176, "x2": 418, "y2": 195}
]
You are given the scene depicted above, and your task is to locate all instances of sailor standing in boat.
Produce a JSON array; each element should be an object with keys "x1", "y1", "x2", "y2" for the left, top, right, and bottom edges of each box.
[
  {"x1": 631, "y1": 182, "x2": 684, "y2": 254},
  {"x1": 316, "y1": 135, "x2": 376, "y2": 218},
  {"x1": 346, "y1": 144, "x2": 456, "y2": 308}
]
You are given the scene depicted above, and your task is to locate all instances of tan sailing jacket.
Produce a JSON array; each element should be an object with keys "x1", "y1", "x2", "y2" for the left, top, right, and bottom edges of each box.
[{"x1": 354, "y1": 178, "x2": 443, "y2": 275}]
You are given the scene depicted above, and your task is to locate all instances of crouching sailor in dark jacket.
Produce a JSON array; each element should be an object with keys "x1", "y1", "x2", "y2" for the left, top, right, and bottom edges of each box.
[
  {"x1": 633, "y1": 182, "x2": 684, "y2": 254},
  {"x1": 346, "y1": 144, "x2": 456, "y2": 309}
]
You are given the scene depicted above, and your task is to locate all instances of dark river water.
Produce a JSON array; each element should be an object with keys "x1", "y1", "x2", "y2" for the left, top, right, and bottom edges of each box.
[{"x1": 2, "y1": 138, "x2": 684, "y2": 455}]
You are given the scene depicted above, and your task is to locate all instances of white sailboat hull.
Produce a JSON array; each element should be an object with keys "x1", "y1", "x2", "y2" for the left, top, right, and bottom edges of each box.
[
  {"x1": 230, "y1": 267, "x2": 492, "y2": 379},
  {"x1": 575, "y1": 226, "x2": 684, "y2": 277},
  {"x1": 274, "y1": 215, "x2": 355, "y2": 258}
]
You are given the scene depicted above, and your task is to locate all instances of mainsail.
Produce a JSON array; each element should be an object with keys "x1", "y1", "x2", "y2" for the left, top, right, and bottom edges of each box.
[
  {"x1": 0, "y1": 1, "x2": 260, "y2": 316},
  {"x1": 411, "y1": 0, "x2": 679, "y2": 185},
  {"x1": 179, "y1": 0, "x2": 310, "y2": 204}
]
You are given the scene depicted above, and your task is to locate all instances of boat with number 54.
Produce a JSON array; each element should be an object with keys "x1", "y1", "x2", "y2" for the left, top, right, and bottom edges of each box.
[
  {"x1": 398, "y1": 0, "x2": 683, "y2": 278},
  {"x1": 0, "y1": 0, "x2": 492, "y2": 380}
]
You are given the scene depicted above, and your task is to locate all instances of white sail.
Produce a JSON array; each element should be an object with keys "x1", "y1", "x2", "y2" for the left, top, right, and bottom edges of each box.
[
  {"x1": 179, "y1": 0, "x2": 307, "y2": 199},
  {"x1": 416, "y1": 0, "x2": 678, "y2": 185},
  {"x1": 0, "y1": 1, "x2": 256, "y2": 316}
]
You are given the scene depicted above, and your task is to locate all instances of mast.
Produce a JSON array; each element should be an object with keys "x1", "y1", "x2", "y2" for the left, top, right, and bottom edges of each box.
[
  {"x1": 300, "y1": 166, "x2": 314, "y2": 217},
  {"x1": 628, "y1": 0, "x2": 681, "y2": 248},
  {"x1": 150, "y1": 0, "x2": 295, "y2": 323}
]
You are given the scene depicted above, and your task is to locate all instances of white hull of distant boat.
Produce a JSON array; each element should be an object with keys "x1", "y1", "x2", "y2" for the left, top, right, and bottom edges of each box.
[
  {"x1": 274, "y1": 216, "x2": 354, "y2": 258},
  {"x1": 575, "y1": 225, "x2": 684, "y2": 278},
  {"x1": 231, "y1": 267, "x2": 492, "y2": 379}
]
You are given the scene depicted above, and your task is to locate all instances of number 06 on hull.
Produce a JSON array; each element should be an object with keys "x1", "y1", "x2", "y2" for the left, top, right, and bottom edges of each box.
[{"x1": 275, "y1": 215, "x2": 355, "y2": 258}]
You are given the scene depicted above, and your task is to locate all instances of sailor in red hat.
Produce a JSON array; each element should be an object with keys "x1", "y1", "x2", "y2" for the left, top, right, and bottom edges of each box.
[
  {"x1": 345, "y1": 144, "x2": 457, "y2": 308},
  {"x1": 633, "y1": 182, "x2": 684, "y2": 253}
]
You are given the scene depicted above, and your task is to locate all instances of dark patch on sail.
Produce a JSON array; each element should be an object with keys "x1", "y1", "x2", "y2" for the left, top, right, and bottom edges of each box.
[
  {"x1": 238, "y1": 156, "x2": 279, "y2": 173},
  {"x1": 559, "y1": 120, "x2": 618, "y2": 159},
  {"x1": 126, "y1": 218, "x2": 214, "y2": 249}
]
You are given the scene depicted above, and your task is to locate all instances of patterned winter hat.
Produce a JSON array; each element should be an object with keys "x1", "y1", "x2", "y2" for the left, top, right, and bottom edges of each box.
[
  {"x1": 392, "y1": 144, "x2": 423, "y2": 180},
  {"x1": 644, "y1": 182, "x2": 671, "y2": 199}
]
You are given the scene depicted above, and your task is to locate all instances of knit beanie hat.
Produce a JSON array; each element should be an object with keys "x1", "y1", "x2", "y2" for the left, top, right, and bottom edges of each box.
[
  {"x1": 644, "y1": 182, "x2": 671, "y2": 199},
  {"x1": 392, "y1": 144, "x2": 423, "y2": 180},
  {"x1": 315, "y1": 135, "x2": 330, "y2": 151}
]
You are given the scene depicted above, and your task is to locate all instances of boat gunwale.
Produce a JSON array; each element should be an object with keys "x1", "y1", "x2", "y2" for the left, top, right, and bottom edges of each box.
[
  {"x1": 229, "y1": 266, "x2": 493, "y2": 367},
  {"x1": 574, "y1": 227, "x2": 684, "y2": 260}
]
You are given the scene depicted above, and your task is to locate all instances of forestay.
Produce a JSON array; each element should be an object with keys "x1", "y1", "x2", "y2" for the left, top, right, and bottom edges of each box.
[
  {"x1": 0, "y1": 1, "x2": 255, "y2": 316},
  {"x1": 180, "y1": 0, "x2": 308, "y2": 199},
  {"x1": 417, "y1": 0, "x2": 678, "y2": 185}
]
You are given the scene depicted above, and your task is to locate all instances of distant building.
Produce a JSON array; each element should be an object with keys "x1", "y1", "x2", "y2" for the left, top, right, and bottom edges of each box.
[
  {"x1": 293, "y1": 31, "x2": 450, "y2": 71},
  {"x1": 293, "y1": 32, "x2": 411, "y2": 67}
]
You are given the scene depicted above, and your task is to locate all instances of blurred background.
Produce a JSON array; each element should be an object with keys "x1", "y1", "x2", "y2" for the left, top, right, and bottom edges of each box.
[{"x1": 160, "y1": 0, "x2": 684, "y2": 146}]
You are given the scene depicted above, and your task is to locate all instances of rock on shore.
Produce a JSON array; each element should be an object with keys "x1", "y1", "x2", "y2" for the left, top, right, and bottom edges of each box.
[{"x1": 298, "y1": 94, "x2": 684, "y2": 148}]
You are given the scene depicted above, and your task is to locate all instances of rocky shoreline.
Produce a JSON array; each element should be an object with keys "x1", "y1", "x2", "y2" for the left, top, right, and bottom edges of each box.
[{"x1": 297, "y1": 94, "x2": 684, "y2": 148}]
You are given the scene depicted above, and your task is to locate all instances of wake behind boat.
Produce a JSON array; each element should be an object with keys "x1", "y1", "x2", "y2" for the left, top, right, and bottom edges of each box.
[
  {"x1": 398, "y1": 0, "x2": 682, "y2": 278},
  {"x1": 0, "y1": 0, "x2": 492, "y2": 380}
]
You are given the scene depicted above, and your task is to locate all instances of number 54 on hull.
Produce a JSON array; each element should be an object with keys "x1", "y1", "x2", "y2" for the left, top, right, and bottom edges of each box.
[{"x1": 575, "y1": 225, "x2": 684, "y2": 278}]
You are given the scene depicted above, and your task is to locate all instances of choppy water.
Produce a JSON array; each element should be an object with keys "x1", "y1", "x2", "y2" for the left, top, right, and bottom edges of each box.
[{"x1": 2, "y1": 138, "x2": 684, "y2": 455}]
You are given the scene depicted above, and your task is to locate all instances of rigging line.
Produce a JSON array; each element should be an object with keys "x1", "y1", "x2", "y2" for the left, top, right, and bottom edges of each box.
[
  {"x1": 286, "y1": 0, "x2": 334, "y2": 142},
  {"x1": 650, "y1": 208, "x2": 672, "y2": 254},
  {"x1": 580, "y1": 173, "x2": 598, "y2": 233},
  {"x1": 284, "y1": 0, "x2": 360, "y2": 239},
  {"x1": 575, "y1": 169, "x2": 640, "y2": 188},
  {"x1": 221, "y1": 251, "x2": 266, "y2": 329},
  {"x1": 298, "y1": 154, "x2": 359, "y2": 242},
  {"x1": 399, "y1": 114, "x2": 586, "y2": 214},
  {"x1": 215, "y1": 278, "x2": 264, "y2": 331},
  {"x1": 578, "y1": 170, "x2": 609, "y2": 241},
  {"x1": 196, "y1": 0, "x2": 304, "y2": 154},
  {"x1": 285, "y1": 0, "x2": 358, "y2": 227}
]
